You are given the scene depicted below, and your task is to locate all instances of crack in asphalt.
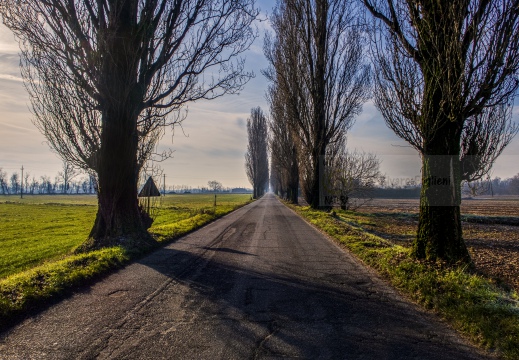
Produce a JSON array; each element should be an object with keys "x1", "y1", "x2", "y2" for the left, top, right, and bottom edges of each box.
[
  {"x1": 91, "y1": 209, "x2": 255, "y2": 358},
  {"x1": 253, "y1": 320, "x2": 280, "y2": 360}
]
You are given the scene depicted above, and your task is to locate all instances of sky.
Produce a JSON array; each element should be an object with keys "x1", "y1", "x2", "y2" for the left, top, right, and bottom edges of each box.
[{"x1": 1, "y1": 1, "x2": 519, "y2": 189}]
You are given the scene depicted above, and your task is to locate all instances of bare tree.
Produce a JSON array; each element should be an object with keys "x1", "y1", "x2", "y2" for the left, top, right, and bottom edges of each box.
[
  {"x1": 1, "y1": 0, "x2": 259, "y2": 250},
  {"x1": 0, "y1": 168, "x2": 8, "y2": 195},
  {"x1": 463, "y1": 177, "x2": 491, "y2": 198},
  {"x1": 9, "y1": 173, "x2": 19, "y2": 195},
  {"x1": 38, "y1": 175, "x2": 51, "y2": 194},
  {"x1": 364, "y1": 0, "x2": 519, "y2": 263},
  {"x1": 23, "y1": 171, "x2": 30, "y2": 195},
  {"x1": 245, "y1": 107, "x2": 269, "y2": 199},
  {"x1": 324, "y1": 143, "x2": 381, "y2": 210},
  {"x1": 207, "y1": 180, "x2": 223, "y2": 193},
  {"x1": 57, "y1": 161, "x2": 78, "y2": 194},
  {"x1": 264, "y1": 0, "x2": 370, "y2": 208},
  {"x1": 269, "y1": 157, "x2": 284, "y2": 197},
  {"x1": 29, "y1": 177, "x2": 38, "y2": 194},
  {"x1": 266, "y1": 84, "x2": 299, "y2": 204}
]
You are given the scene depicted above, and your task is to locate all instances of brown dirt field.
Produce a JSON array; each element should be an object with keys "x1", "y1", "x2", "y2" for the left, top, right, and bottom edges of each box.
[
  {"x1": 362, "y1": 196, "x2": 519, "y2": 216},
  {"x1": 356, "y1": 197, "x2": 519, "y2": 291}
]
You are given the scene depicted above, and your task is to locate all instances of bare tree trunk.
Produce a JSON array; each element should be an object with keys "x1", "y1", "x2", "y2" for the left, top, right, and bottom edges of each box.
[
  {"x1": 80, "y1": 3, "x2": 155, "y2": 251},
  {"x1": 308, "y1": 145, "x2": 325, "y2": 208},
  {"x1": 308, "y1": 0, "x2": 328, "y2": 209},
  {"x1": 289, "y1": 146, "x2": 299, "y2": 204},
  {"x1": 84, "y1": 109, "x2": 155, "y2": 251},
  {"x1": 412, "y1": 32, "x2": 470, "y2": 263},
  {"x1": 414, "y1": 121, "x2": 469, "y2": 263}
]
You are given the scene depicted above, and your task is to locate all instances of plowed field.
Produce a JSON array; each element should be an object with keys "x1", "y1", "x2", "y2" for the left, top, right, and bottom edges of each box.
[{"x1": 358, "y1": 197, "x2": 519, "y2": 290}]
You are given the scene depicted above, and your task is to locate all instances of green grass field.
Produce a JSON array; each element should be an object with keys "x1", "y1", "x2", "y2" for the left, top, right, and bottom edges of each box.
[
  {"x1": 0, "y1": 194, "x2": 251, "y2": 279},
  {"x1": 0, "y1": 193, "x2": 252, "y2": 327}
]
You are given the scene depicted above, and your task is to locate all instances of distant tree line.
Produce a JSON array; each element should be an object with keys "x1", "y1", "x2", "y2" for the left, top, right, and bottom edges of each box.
[
  {"x1": 370, "y1": 174, "x2": 519, "y2": 199},
  {"x1": 0, "y1": 166, "x2": 97, "y2": 195},
  {"x1": 462, "y1": 176, "x2": 519, "y2": 197},
  {"x1": 168, "y1": 184, "x2": 252, "y2": 194}
]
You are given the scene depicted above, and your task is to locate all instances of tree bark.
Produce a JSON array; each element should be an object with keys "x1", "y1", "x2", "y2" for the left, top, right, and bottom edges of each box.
[
  {"x1": 308, "y1": 0, "x2": 328, "y2": 209},
  {"x1": 289, "y1": 146, "x2": 299, "y2": 204},
  {"x1": 413, "y1": 123, "x2": 470, "y2": 263},
  {"x1": 81, "y1": 110, "x2": 155, "y2": 251},
  {"x1": 309, "y1": 144, "x2": 327, "y2": 208},
  {"x1": 78, "y1": 1, "x2": 156, "y2": 252},
  {"x1": 412, "y1": 15, "x2": 470, "y2": 263}
]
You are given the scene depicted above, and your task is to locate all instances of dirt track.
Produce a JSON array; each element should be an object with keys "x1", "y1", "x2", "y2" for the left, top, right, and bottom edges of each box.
[{"x1": 0, "y1": 194, "x2": 492, "y2": 359}]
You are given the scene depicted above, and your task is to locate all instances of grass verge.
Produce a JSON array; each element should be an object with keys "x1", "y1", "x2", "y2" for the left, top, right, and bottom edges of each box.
[
  {"x1": 0, "y1": 247, "x2": 129, "y2": 329},
  {"x1": 285, "y1": 203, "x2": 519, "y2": 360},
  {"x1": 0, "y1": 194, "x2": 252, "y2": 330}
]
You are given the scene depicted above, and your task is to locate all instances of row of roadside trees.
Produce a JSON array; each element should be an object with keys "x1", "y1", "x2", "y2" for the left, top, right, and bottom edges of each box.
[
  {"x1": 265, "y1": 0, "x2": 371, "y2": 210},
  {"x1": 0, "y1": 167, "x2": 96, "y2": 195},
  {"x1": 0, "y1": 162, "x2": 96, "y2": 195},
  {"x1": 1, "y1": 0, "x2": 519, "y2": 265},
  {"x1": 262, "y1": 0, "x2": 519, "y2": 264},
  {"x1": 245, "y1": 107, "x2": 269, "y2": 199}
]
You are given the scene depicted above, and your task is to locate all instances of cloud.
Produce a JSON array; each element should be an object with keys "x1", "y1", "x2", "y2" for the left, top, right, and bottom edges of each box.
[
  {"x1": 0, "y1": 73, "x2": 24, "y2": 83},
  {"x1": 0, "y1": 24, "x2": 19, "y2": 55},
  {"x1": 154, "y1": 101, "x2": 252, "y2": 187},
  {"x1": 0, "y1": 76, "x2": 30, "y2": 110},
  {"x1": 0, "y1": 53, "x2": 22, "y2": 77}
]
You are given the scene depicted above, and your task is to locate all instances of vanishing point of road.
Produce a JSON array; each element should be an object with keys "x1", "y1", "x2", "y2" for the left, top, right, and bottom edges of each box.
[{"x1": 0, "y1": 194, "x2": 492, "y2": 359}]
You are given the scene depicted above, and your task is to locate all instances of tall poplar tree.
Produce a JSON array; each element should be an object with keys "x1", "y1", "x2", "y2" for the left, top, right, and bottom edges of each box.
[
  {"x1": 1, "y1": 0, "x2": 258, "y2": 250},
  {"x1": 364, "y1": 0, "x2": 519, "y2": 262},
  {"x1": 245, "y1": 107, "x2": 269, "y2": 199}
]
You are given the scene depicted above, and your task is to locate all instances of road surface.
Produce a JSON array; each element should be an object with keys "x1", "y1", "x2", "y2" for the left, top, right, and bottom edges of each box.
[{"x1": 0, "y1": 194, "x2": 491, "y2": 359}]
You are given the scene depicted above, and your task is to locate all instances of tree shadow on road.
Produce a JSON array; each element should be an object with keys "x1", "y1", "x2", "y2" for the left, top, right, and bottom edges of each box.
[{"x1": 130, "y1": 245, "x2": 489, "y2": 360}]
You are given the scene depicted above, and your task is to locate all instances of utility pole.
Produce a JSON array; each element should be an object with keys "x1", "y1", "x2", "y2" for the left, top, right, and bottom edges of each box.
[
  {"x1": 163, "y1": 174, "x2": 166, "y2": 196},
  {"x1": 20, "y1": 165, "x2": 24, "y2": 199}
]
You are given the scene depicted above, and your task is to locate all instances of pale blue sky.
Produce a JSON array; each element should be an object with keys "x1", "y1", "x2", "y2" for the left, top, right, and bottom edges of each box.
[{"x1": 0, "y1": 1, "x2": 518, "y2": 188}]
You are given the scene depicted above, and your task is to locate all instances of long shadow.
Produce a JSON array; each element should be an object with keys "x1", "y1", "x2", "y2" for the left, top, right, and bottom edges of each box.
[{"x1": 130, "y1": 245, "x2": 489, "y2": 360}]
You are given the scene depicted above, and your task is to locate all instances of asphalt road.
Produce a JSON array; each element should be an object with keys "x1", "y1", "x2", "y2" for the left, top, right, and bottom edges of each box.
[{"x1": 0, "y1": 194, "x2": 492, "y2": 359}]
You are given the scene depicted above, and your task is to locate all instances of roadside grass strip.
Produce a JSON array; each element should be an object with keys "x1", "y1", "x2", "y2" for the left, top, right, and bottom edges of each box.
[
  {"x1": 0, "y1": 247, "x2": 129, "y2": 326},
  {"x1": 286, "y1": 204, "x2": 519, "y2": 360},
  {"x1": 0, "y1": 194, "x2": 252, "y2": 329}
]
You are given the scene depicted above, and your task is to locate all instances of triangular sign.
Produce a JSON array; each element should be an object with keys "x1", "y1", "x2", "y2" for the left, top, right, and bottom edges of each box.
[{"x1": 138, "y1": 176, "x2": 161, "y2": 197}]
